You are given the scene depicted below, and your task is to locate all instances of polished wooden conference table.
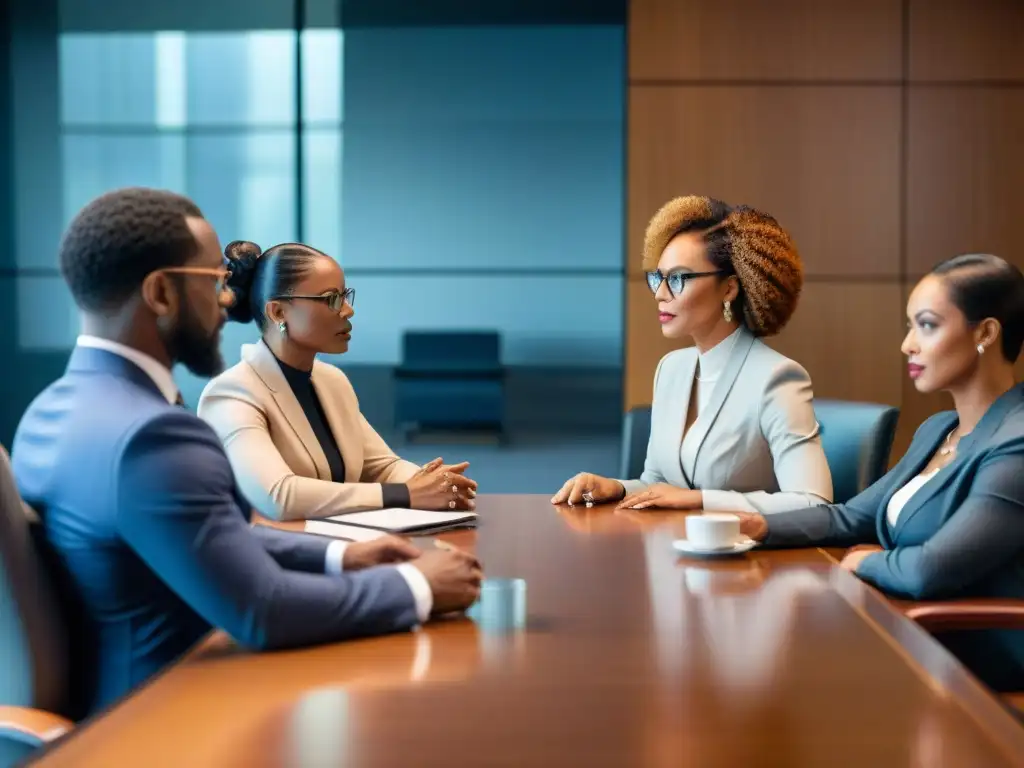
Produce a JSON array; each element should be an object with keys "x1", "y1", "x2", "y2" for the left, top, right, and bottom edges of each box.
[{"x1": 30, "y1": 495, "x2": 1024, "y2": 767}]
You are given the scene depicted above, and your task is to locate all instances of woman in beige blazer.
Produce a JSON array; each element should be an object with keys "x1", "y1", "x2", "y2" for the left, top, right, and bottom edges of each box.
[
  {"x1": 552, "y1": 196, "x2": 833, "y2": 514},
  {"x1": 198, "y1": 240, "x2": 477, "y2": 521}
]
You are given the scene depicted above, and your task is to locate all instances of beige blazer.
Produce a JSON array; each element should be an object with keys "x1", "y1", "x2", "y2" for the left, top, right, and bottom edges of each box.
[
  {"x1": 620, "y1": 328, "x2": 833, "y2": 514},
  {"x1": 197, "y1": 342, "x2": 420, "y2": 521}
]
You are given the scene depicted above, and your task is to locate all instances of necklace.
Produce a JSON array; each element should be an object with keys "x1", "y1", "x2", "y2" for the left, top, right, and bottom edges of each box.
[{"x1": 939, "y1": 428, "x2": 958, "y2": 457}]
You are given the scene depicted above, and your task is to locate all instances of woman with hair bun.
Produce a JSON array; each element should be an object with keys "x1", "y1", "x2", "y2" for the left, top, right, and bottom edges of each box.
[
  {"x1": 552, "y1": 195, "x2": 833, "y2": 513},
  {"x1": 198, "y1": 241, "x2": 476, "y2": 521}
]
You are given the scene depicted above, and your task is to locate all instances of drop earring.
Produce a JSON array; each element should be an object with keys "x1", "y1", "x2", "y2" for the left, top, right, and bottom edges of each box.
[
  {"x1": 977, "y1": 343, "x2": 985, "y2": 355},
  {"x1": 278, "y1": 321, "x2": 287, "y2": 336},
  {"x1": 723, "y1": 301, "x2": 733, "y2": 323}
]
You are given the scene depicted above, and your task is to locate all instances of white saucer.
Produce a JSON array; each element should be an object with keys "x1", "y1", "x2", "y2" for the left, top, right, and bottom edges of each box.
[{"x1": 673, "y1": 538, "x2": 756, "y2": 558}]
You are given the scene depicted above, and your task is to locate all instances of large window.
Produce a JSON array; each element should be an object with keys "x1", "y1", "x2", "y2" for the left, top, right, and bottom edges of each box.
[
  {"x1": 59, "y1": 29, "x2": 342, "y2": 254},
  {"x1": 22, "y1": 27, "x2": 342, "y2": 354},
  {"x1": 49, "y1": 22, "x2": 625, "y2": 374}
]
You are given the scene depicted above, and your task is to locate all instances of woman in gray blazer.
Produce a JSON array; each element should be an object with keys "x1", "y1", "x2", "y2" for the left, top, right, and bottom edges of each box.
[
  {"x1": 738, "y1": 254, "x2": 1024, "y2": 691},
  {"x1": 552, "y1": 195, "x2": 833, "y2": 513}
]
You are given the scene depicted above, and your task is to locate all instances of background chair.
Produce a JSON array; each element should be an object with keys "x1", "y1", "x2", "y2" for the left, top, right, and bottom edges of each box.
[
  {"x1": 394, "y1": 331, "x2": 506, "y2": 441},
  {"x1": 619, "y1": 405, "x2": 651, "y2": 480},
  {"x1": 0, "y1": 445, "x2": 72, "y2": 766},
  {"x1": 619, "y1": 399, "x2": 899, "y2": 504},
  {"x1": 814, "y1": 399, "x2": 899, "y2": 504}
]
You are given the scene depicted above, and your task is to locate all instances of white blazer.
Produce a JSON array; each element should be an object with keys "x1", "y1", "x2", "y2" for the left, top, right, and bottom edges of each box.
[
  {"x1": 198, "y1": 342, "x2": 421, "y2": 521},
  {"x1": 621, "y1": 328, "x2": 833, "y2": 514}
]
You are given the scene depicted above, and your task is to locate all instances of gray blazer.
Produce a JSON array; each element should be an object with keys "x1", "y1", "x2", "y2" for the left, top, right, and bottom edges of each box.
[
  {"x1": 763, "y1": 383, "x2": 1024, "y2": 691},
  {"x1": 621, "y1": 328, "x2": 833, "y2": 514}
]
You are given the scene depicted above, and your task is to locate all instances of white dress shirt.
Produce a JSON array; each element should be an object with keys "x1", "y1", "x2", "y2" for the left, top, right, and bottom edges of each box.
[
  {"x1": 76, "y1": 336, "x2": 432, "y2": 622},
  {"x1": 885, "y1": 469, "x2": 939, "y2": 528}
]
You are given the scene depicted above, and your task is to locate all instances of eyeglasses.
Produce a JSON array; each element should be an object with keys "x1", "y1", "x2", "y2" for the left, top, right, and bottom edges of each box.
[
  {"x1": 271, "y1": 287, "x2": 355, "y2": 312},
  {"x1": 155, "y1": 267, "x2": 232, "y2": 294},
  {"x1": 646, "y1": 269, "x2": 727, "y2": 298}
]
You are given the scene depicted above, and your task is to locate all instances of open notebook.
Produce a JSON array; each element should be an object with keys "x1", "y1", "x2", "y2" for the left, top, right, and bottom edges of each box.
[{"x1": 305, "y1": 508, "x2": 478, "y2": 539}]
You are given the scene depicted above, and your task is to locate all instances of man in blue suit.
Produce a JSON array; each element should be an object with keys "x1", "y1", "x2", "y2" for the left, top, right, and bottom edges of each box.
[{"x1": 12, "y1": 188, "x2": 483, "y2": 719}]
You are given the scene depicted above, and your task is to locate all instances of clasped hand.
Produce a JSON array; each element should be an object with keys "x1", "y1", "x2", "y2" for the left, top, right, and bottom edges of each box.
[
  {"x1": 342, "y1": 536, "x2": 483, "y2": 616},
  {"x1": 407, "y1": 457, "x2": 477, "y2": 511}
]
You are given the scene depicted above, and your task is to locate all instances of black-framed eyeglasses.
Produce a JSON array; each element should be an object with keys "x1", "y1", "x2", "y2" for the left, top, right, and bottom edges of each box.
[
  {"x1": 646, "y1": 269, "x2": 727, "y2": 297},
  {"x1": 271, "y1": 287, "x2": 355, "y2": 312}
]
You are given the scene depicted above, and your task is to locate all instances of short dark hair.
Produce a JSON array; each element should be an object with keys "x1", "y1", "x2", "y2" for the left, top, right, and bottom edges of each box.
[
  {"x1": 59, "y1": 187, "x2": 204, "y2": 313},
  {"x1": 931, "y1": 253, "x2": 1024, "y2": 362},
  {"x1": 223, "y1": 241, "x2": 327, "y2": 329}
]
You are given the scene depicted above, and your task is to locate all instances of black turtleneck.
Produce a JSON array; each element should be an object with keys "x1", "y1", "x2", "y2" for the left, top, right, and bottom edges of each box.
[{"x1": 274, "y1": 354, "x2": 411, "y2": 508}]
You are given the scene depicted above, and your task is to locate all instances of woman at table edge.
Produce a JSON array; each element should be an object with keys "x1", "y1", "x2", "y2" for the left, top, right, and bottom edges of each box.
[
  {"x1": 197, "y1": 240, "x2": 477, "y2": 521},
  {"x1": 553, "y1": 194, "x2": 833, "y2": 515},
  {"x1": 738, "y1": 253, "x2": 1024, "y2": 692}
]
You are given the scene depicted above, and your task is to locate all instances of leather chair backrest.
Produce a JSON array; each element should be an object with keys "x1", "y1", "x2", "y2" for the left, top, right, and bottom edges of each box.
[
  {"x1": 814, "y1": 399, "x2": 900, "y2": 504},
  {"x1": 0, "y1": 445, "x2": 68, "y2": 717},
  {"x1": 620, "y1": 406, "x2": 652, "y2": 480}
]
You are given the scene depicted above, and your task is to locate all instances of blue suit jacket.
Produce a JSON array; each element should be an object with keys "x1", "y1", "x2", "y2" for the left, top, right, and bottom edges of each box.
[
  {"x1": 764, "y1": 383, "x2": 1024, "y2": 689},
  {"x1": 12, "y1": 347, "x2": 419, "y2": 719}
]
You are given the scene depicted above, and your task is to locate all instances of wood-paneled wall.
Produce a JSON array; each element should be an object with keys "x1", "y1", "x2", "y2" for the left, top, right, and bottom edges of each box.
[{"x1": 626, "y1": 0, "x2": 1024, "y2": 462}]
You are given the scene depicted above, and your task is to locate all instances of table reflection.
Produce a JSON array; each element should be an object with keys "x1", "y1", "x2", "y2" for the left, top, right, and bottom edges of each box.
[
  {"x1": 643, "y1": 526, "x2": 828, "y2": 695},
  {"x1": 554, "y1": 503, "x2": 690, "y2": 535}
]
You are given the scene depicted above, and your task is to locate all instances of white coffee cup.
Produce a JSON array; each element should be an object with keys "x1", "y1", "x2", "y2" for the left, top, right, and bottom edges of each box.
[{"x1": 685, "y1": 513, "x2": 742, "y2": 551}]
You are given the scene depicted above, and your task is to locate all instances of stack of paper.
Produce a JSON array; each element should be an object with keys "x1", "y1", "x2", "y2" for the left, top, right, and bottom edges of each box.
[{"x1": 305, "y1": 508, "x2": 478, "y2": 540}]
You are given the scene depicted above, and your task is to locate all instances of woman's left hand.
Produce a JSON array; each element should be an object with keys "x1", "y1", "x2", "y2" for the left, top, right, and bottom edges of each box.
[
  {"x1": 416, "y1": 457, "x2": 477, "y2": 496},
  {"x1": 617, "y1": 484, "x2": 703, "y2": 510},
  {"x1": 838, "y1": 544, "x2": 884, "y2": 573}
]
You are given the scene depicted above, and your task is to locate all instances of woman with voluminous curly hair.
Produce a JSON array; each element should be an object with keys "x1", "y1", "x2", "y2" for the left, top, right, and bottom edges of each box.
[{"x1": 552, "y1": 195, "x2": 833, "y2": 515}]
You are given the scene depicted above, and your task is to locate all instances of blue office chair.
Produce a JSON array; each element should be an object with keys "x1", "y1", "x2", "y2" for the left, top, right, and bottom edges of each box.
[
  {"x1": 619, "y1": 406, "x2": 652, "y2": 480},
  {"x1": 619, "y1": 400, "x2": 899, "y2": 505},
  {"x1": 393, "y1": 331, "x2": 505, "y2": 440},
  {"x1": 814, "y1": 399, "x2": 899, "y2": 504}
]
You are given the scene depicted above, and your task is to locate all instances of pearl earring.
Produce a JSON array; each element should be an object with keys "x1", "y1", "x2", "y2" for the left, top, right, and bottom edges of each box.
[
  {"x1": 278, "y1": 321, "x2": 287, "y2": 335},
  {"x1": 723, "y1": 301, "x2": 733, "y2": 323},
  {"x1": 977, "y1": 343, "x2": 985, "y2": 355}
]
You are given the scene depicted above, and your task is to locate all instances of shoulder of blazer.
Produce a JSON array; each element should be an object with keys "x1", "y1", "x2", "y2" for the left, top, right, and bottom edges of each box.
[
  {"x1": 310, "y1": 360, "x2": 360, "y2": 406},
  {"x1": 983, "y1": 397, "x2": 1024, "y2": 456},
  {"x1": 744, "y1": 339, "x2": 812, "y2": 390},
  {"x1": 198, "y1": 359, "x2": 266, "y2": 411},
  {"x1": 652, "y1": 347, "x2": 697, "y2": 394},
  {"x1": 119, "y1": 405, "x2": 227, "y2": 464}
]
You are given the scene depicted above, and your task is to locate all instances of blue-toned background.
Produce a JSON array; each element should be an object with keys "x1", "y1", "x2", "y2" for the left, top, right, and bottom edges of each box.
[{"x1": 1, "y1": 0, "x2": 627, "y2": 487}]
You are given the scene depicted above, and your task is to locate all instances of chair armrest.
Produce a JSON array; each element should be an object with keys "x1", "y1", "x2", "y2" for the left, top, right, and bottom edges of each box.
[
  {"x1": 1004, "y1": 692, "x2": 1024, "y2": 714},
  {"x1": 0, "y1": 706, "x2": 72, "y2": 746},
  {"x1": 904, "y1": 599, "x2": 1024, "y2": 633}
]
